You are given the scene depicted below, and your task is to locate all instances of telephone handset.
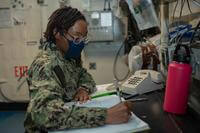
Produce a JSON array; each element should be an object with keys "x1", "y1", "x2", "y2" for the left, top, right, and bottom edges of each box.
[{"x1": 121, "y1": 70, "x2": 164, "y2": 95}]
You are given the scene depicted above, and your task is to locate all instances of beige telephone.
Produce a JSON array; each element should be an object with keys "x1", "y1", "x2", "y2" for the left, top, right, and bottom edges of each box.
[{"x1": 121, "y1": 70, "x2": 164, "y2": 95}]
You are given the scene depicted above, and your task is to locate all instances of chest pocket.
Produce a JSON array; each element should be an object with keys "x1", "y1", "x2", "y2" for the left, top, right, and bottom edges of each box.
[{"x1": 65, "y1": 62, "x2": 79, "y2": 82}]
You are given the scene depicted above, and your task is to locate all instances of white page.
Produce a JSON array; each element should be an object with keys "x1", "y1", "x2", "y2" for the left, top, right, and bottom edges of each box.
[
  {"x1": 50, "y1": 95, "x2": 149, "y2": 133},
  {"x1": 66, "y1": 95, "x2": 121, "y2": 108}
]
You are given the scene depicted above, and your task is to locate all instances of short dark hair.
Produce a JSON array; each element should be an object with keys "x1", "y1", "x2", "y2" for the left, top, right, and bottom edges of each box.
[{"x1": 44, "y1": 6, "x2": 86, "y2": 43}]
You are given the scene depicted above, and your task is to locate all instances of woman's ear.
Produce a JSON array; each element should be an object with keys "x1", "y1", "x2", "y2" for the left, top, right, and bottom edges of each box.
[
  {"x1": 55, "y1": 32, "x2": 61, "y2": 40},
  {"x1": 53, "y1": 28, "x2": 62, "y2": 40}
]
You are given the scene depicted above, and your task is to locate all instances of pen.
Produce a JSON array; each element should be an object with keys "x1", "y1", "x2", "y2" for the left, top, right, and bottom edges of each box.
[
  {"x1": 127, "y1": 98, "x2": 148, "y2": 102},
  {"x1": 91, "y1": 91, "x2": 116, "y2": 99},
  {"x1": 116, "y1": 87, "x2": 122, "y2": 102},
  {"x1": 114, "y1": 79, "x2": 122, "y2": 102}
]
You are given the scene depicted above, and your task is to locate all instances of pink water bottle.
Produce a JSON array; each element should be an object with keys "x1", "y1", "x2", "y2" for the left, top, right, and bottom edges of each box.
[{"x1": 163, "y1": 45, "x2": 192, "y2": 114}]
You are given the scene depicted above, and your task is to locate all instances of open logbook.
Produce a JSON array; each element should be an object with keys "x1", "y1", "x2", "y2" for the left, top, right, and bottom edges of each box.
[{"x1": 50, "y1": 95, "x2": 150, "y2": 133}]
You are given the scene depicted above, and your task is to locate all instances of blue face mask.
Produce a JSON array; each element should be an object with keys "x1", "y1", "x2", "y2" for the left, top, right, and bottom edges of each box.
[{"x1": 64, "y1": 40, "x2": 85, "y2": 59}]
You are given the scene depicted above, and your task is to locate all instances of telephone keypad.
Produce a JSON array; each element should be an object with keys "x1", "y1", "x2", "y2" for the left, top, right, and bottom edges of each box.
[{"x1": 128, "y1": 76, "x2": 143, "y2": 85}]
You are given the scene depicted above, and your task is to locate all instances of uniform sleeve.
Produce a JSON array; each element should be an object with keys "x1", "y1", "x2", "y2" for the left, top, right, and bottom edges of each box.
[
  {"x1": 77, "y1": 67, "x2": 97, "y2": 94},
  {"x1": 25, "y1": 63, "x2": 107, "y2": 131}
]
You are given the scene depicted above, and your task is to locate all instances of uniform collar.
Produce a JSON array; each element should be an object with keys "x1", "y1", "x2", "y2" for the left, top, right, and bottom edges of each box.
[{"x1": 41, "y1": 42, "x2": 77, "y2": 64}]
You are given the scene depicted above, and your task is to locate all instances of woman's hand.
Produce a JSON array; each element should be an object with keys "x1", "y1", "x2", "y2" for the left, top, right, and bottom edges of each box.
[
  {"x1": 74, "y1": 87, "x2": 91, "y2": 103},
  {"x1": 106, "y1": 101, "x2": 134, "y2": 124}
]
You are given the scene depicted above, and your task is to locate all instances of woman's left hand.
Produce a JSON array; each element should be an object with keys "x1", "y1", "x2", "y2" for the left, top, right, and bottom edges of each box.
[{"x1": 74, "y1": 87, "x2": 91, "y2": 103}]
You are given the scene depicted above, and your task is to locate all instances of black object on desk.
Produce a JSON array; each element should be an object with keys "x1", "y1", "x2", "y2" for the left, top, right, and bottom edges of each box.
[
  {"x1": 127, "y1": 98, "x2": 148, "y2": 103},
  {"x1": 122, "y1": 91, "x2": 200, "y2": 133}
]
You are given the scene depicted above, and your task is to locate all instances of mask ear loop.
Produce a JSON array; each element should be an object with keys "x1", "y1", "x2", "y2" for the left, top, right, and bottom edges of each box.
[
  {"x1": 61, "y1": 28, "x2": 77, "y2": 44},
  {"x1": 59, "y1": 29, "x2": 70, "y2": 42},
  {"x1": 62, "y1": 33, "x2": 68, "y2": 41}
]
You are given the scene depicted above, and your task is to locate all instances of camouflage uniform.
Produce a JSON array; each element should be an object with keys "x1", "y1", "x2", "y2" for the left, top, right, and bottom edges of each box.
[{"x1": 24, "y1": 42, "x2": 107, "y2": 133}]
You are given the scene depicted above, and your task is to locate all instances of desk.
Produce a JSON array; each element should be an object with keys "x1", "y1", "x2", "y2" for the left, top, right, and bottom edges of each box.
[
  {"x1": 124, "y1": 91, "x2": 200, "y2": 133},
  {"x1": 0, "y1": 90, "x2": 199, "y2": 133}
]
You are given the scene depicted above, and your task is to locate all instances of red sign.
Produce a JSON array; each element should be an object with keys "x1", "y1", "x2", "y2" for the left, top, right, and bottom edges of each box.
[{"x1": 14, "y1": 66, "x2": 28, "y2": 77}]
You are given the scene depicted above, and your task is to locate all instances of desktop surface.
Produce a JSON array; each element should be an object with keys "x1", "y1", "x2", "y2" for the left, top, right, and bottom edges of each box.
[
  {"x1": 0, "y1": 90, "x2": 200, "y2": 133},
  {"x1": 124, "y1": 91, "x2": 200, "y2": 133}
]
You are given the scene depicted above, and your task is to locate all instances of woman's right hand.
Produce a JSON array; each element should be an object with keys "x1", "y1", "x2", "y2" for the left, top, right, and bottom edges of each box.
[{"x1": 105, "y1": 101, "x2": 134, "y2": 124}]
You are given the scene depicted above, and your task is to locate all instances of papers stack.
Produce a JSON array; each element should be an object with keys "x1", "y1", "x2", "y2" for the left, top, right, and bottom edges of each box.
[{"x1": 50, "y1": 95, "x2": 150, "y2": 133}]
